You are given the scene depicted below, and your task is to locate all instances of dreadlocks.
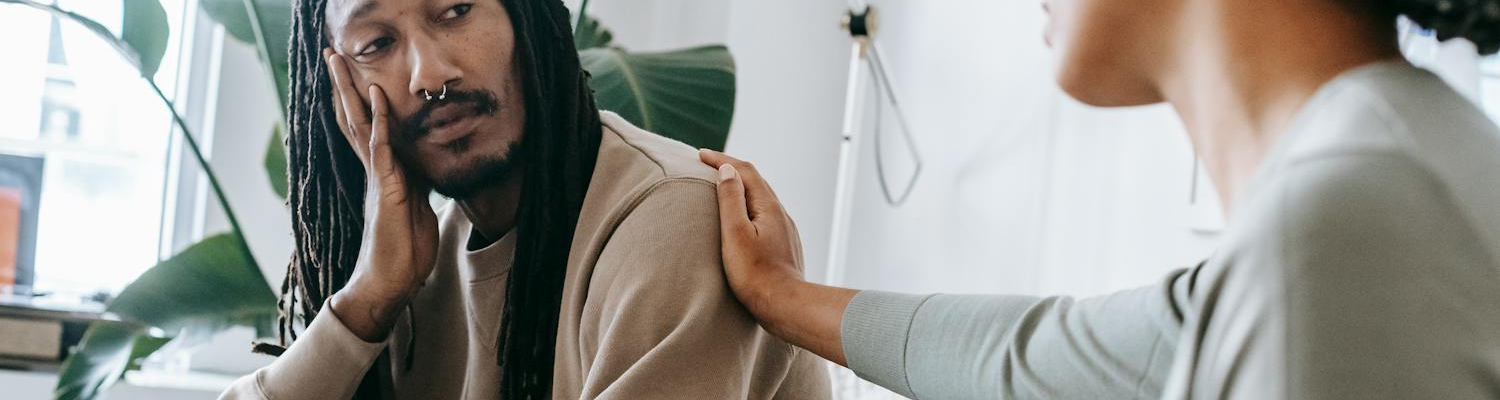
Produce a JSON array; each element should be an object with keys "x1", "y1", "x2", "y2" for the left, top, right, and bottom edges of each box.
[{"x1": 273, "y1": 1, "x2": 601, "y2": 398}]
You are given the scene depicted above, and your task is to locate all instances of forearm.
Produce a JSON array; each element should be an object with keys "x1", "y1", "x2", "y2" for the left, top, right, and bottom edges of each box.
[
  {"x1": 218, "y1": 305, "x2": 387, "y2": 400},
  {"x1": 837, "y1": 272, "x2": 1189, "y2": 400},
  {"x1": 328, "y1": 289, "x2": 409, "y2": 343},
  {"x1": 746, "y1": 277, "x2": 859, "y2": 366}
]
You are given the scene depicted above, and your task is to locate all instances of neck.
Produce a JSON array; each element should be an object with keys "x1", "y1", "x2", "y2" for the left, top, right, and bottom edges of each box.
[
  {"x1": 1157, "y1": 0, "x2": 1401, "y2": 214},
  {"x1": 456, "y1": 167, "x2": 524, "y2": 246}
]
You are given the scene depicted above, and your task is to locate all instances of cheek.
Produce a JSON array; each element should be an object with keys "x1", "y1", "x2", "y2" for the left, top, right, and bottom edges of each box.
[
  {"x1": 348, "y1": 66, "x2": 405, "y2": 106},
  {"x1": 451, "y1": 20, "x2": 519, "y2": 96}
]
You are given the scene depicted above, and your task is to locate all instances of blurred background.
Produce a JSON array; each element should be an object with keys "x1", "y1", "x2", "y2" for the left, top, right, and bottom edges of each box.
[{"x1": 0, "y1": 0, "x2": 1496, "y2": 399}]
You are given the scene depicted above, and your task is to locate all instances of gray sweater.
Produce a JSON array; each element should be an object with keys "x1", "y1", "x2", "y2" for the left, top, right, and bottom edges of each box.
[{"x1": 841, "y1": 61, "x2": 1500, "y2": 399}]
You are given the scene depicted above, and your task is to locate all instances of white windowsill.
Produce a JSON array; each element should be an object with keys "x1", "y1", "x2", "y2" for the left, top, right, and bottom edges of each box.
[{"x1": 0, "y1": 368, "x2": 234, "y2": 400}]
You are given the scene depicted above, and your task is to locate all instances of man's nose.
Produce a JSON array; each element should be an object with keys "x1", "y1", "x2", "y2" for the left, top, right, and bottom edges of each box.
[{"x1": 407, "y1": 38, "x2": 462, "y2": 101}]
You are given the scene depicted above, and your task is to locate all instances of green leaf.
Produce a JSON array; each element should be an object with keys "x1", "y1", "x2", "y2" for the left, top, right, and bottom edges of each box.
[
  {"x1": 573, "y1": 13, "x2": 613, "y2": 50},
  {"x1": 106, "y1": 232, "x2": 276, "y2": 332},
  {"x1": 54, "y1": 233, "x2": 274, "y2": 400},
  {"x1": 581, "y1": 46, "x2": 737, "y2": 151},
  {"x1": 200, "y1": 0, "x2": 293, "y2": 111},
  {"x1": 123, "y1": 334, "x2": 172, "y2": 373},
  {"x1": 121, "y1": 0, "x2": 169, "y2": 78},
  {"x1": 265, "y1": 124, "x2": 288, "y2": 200},
  {"x1": 53, "y1": 322, "x2": 151, "y2": 400}
]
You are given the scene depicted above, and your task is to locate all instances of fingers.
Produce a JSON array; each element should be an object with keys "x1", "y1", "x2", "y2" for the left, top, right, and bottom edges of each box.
[
  {"x1": 325, "y1": 50, "x2": 347, "y2": 133},
  {"x1": 716, "y1": 164, "x2": 756, "y2": 239},
  {"x1": 325, "y1": 48, "x2": 371, "y2": 165},
  {"x1": 699, "y1": 149, "x2": 783, "y2": 221},
  {"x1": 697, "y1": 148, "x2": 740, "y2": 168},
  {"x1": 367, "y1": 85, "x2": 405, "y2": 195}
]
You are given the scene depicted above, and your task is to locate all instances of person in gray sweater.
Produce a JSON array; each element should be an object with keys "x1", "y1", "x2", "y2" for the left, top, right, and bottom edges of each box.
[{"x1": 700, "y1": 0, "x2": 1500, "y2": 399}]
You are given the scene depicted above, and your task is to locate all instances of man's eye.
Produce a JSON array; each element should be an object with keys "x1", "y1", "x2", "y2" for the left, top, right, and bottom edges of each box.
[
  {"x1": 441, "y1": 4, "x2": 473, "y2": 20},
  {"x1": 359, "y1": 37, "x2": 394, "y2": 56}
]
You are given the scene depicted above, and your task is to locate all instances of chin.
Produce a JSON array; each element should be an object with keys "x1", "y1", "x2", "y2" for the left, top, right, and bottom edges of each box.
[
  {"x1": 1054, "y1": 62, "x2": 1163, "y2": 107},
  {"x1": 424, "y1": 145, "x2": 521, "y2": 199}
]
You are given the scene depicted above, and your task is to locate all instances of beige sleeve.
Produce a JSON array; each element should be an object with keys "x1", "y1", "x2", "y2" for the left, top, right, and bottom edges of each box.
[
  {"x1": 218, "y1": 305, "x2": 386, "y2": 400},
  {"x1": 574, "y1": 179, "x2": 805, "y2": 400}
]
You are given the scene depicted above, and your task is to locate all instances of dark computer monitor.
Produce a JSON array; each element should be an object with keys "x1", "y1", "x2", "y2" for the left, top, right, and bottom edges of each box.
[{"x1": 0, "y1": 153, "x2": 44, "y2": 289}]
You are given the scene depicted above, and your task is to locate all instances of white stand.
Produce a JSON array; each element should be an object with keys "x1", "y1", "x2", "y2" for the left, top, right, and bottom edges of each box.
[{"x1": 825, "y1": 5, "x2": 924, "y2": 400}]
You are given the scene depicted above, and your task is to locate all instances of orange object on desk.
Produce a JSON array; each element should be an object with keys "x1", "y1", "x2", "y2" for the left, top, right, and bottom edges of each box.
[{"x1": 0, "y1": 188, "x2": 20, "y2": 286}]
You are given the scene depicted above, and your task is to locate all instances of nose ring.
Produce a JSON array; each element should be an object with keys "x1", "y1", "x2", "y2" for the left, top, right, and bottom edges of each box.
[{"x1": 423, "y1": 84, "x2": 448, "y2": 101}]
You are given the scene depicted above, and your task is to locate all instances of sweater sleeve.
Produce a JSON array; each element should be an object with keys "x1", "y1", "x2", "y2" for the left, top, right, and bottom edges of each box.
[
  {"x1": 218, "y1": 305, "x2": 386, "y2": 400},
  {"x1": 842, "y1": 269, "x2": 1192, "y2": 400},
  {"x1": 573, "y1": 179, "x2": 824, "y2": 400}
]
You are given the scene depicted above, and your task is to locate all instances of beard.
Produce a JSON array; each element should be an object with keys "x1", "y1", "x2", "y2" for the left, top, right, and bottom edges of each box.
[
  {"x1": 389, "y1": 87, "x2": 518, "y2": 200},
  {"x1": 422, "y1": 141, "x2": 521, "y2": 200}
]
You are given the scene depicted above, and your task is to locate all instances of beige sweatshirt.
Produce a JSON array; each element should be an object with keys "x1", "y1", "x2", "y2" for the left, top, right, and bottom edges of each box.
[{"x1": 220, "y1": 112, "x2": 830, "y2": 400}]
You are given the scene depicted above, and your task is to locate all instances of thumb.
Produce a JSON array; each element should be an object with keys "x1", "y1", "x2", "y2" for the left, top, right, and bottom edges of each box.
[{"x1": 716, "y1": 164, "x2": 754, "y2": 238}]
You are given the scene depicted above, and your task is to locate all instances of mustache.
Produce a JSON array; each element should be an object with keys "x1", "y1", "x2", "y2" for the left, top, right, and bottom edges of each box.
[{"x1": 395, "y1": 88, "x2": 501, "y2": 140}]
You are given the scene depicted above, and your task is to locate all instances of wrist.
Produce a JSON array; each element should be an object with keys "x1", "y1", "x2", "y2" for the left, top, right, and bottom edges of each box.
[
  {"x1": 746, "y1": 273, "x2": 805, "y2": 334},
  {"x1": 747, "y1": 275, "x2": 859, "y2": 366},
  {"x1": 329, "y1": 285, "x2": 409, "y2": 343}
]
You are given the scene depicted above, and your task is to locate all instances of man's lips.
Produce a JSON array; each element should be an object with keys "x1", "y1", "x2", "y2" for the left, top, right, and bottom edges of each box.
[
  {"x1": 421, "y1": 103, "x2": 480, "y2": 131},
  {"x1": 418, "y1": 103, "x2": 486, "y2": 145}
]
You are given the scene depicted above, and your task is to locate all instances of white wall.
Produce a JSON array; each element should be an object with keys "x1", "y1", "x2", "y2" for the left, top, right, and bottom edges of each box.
[
  {"x1": 581, "y1": 0, "x2": 1220, "y2": 296},
  {"x1": 834, "y1": 0, "x2": 1219, "y2": 300}
]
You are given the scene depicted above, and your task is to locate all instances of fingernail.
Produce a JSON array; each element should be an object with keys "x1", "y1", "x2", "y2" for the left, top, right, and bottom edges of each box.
[{"x1": 719, "y1": 164, "x2": 737, "y2": 182}]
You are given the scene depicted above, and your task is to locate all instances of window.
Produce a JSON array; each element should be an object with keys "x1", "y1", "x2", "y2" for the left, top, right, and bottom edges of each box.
[{"x1": 0, "y1": 0, "x2": 195, "y2": 295}]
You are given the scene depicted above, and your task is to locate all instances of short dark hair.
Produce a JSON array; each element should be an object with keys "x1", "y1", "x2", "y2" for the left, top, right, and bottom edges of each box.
[{"x1": 1385, "y1": 0, "x2": 1500, "y2": 54}]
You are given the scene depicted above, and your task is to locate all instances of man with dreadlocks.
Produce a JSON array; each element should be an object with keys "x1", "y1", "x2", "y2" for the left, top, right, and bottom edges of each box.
[{"x1": 219, "y1": 0, "x2": 829, "y2": 399}]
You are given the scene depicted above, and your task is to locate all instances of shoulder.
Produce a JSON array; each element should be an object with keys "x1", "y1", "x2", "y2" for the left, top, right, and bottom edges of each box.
[
  {"x1": 578, "y1": 111, "x2": 720, "y2": 229},
  {"x1": 1246, "y1": 64, "x2": 1500, "y2": 262},
  {"x1": 1277, "y1": 63, "x2": 1500, "y2": 167},
  {"x1": 1228, "y1": 152, "x2": 1488, "y2": 284},
  {"x1": 1269, "y1": 153, "x2": 1448, "y2": 230},
  {"x1": 583, "y1": 112, "x2": 723, "y2": 285},
  {"x1": 597, "y1": 111, "x2": 719, "y2": 186}
]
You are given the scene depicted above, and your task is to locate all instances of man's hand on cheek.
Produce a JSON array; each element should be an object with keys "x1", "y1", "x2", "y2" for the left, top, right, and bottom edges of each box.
[{"x1": 323, "y1": 48, "x2": 440, "y2": 343}]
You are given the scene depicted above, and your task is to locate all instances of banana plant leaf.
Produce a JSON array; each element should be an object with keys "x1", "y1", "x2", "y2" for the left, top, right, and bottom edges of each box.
[
  {"x1": 265, "y1": 124, "x2": 288, "y2": 200},
  {"x1": 53, "y1": 233, "x2": 274, "y2": 400},
  {"x1": 121, "y1": 0, "x2": 169, "y2": 77},
  {"x1": 573, "y1": 13, "x2": 736, "y2": 150},
  {"x1": 52, "y1": 323, "x2": 163, "y2": 400},
  {"x1": 573, "y1": 13, "x2": 613, "y2": 51},
  {"x1": 581, "y1": 45, "x2": 737, "y2": 151}
]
